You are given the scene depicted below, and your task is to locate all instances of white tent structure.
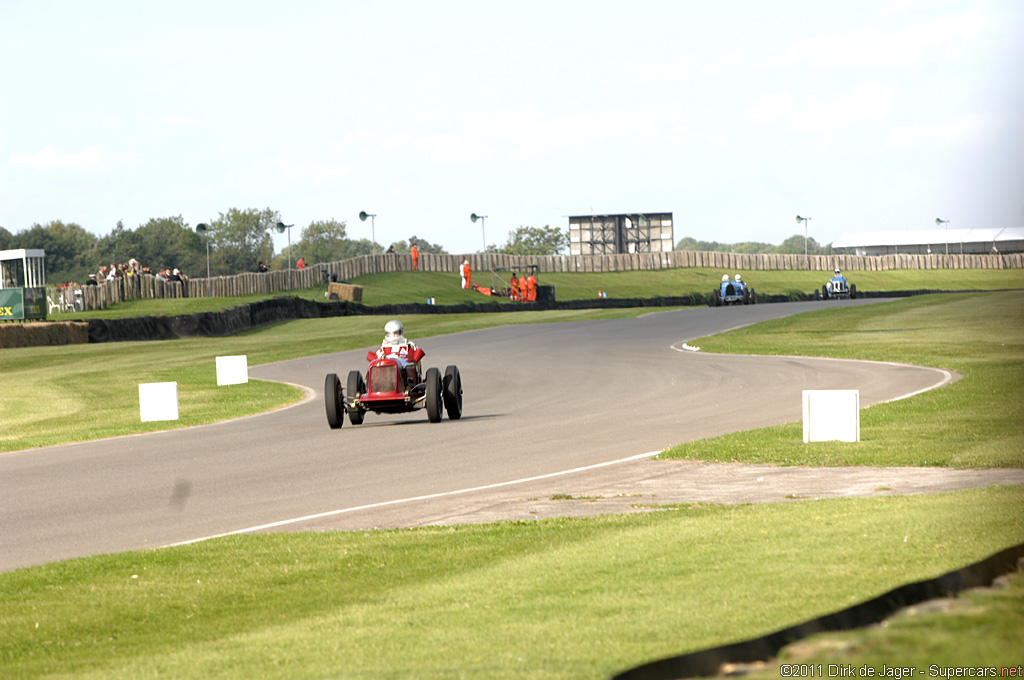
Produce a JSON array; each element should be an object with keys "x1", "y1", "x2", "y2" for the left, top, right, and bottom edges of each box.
[
  {"x1": 0, "y1": 249, "x2": 47, "y2": 289},
  {"x1": 832, "y1": 227, "x2": 1024, "y2": 256}
]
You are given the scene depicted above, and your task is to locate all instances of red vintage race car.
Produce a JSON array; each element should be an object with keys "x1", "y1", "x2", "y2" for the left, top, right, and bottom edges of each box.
[{"x1": 324, "y1": 344, "x2": 463, "y2": 428}]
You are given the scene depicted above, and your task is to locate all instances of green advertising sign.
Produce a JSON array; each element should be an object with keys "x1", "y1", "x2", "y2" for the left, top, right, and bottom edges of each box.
[{"x1": 0, "y1": 288, "x2": 47, "y2": 321}]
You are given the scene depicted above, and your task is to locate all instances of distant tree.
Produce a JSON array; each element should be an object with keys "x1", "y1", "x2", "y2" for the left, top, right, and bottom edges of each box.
[
  {"x1": 388, "y1": 235, "x2": 447, "y2": 255},
  {"x1": 675, "y1": 235, "x2": 831, "y2": 255},
  {"x1": 779, "y1": 234, "x2": 824, "y2": 255},
  {"x1": 12, "y1": 220, "x2": 97, "y2": 283},
  {"x1": 0, "y1": 225, "x2": 13, "y2": 250},
  {"x1": 674, "y1": 237, "x2": 723, "y2": 251},
  {"x1": 207, "y1": 207, "x2": 278, "y2": 274},
  {"x1": 731, "y1": 241, "x2": 776, "y2": 254},
  {"x1": 294, "y1": 219, "x2": 350, "y2": 266},
  {"x1": 93, "y1": 216, "x2": 208, "y2": 275},
  {"x1": 487, "y1": 225, "x2": 568, "y2": 255}
]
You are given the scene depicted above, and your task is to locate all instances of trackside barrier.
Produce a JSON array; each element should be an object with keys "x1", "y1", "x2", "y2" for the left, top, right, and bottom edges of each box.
[
  {"x1": 609, "y1": 542, "x2": 1024, "y2": 680},
  {"x1": 138, "y1": 382, "x2": 179, "y2": 422},
  {"x1": 84, "y1": 289, "x2": 997, "y2": 344},
  {"x1": 76, "y1": 251, "x2": 1023, "y2": 312},
  {"x1": 802, "y1": 390, "x2": 860, "y2": 442}
]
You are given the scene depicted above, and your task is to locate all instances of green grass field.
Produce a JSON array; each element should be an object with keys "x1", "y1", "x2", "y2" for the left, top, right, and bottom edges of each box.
[
  {"x1": 662, "y1": 293, "x2": 1024, "y2": 469},
  {"x1": 3, "y1": 270, "x2": 1023, "y2": 678},
  {"x1": 1, "y1": 488, "x2": 1021, "y2": 679}
]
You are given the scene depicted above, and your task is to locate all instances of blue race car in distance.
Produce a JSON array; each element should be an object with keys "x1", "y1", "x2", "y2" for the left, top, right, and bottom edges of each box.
[
  {"x1": 711, "y1": 274, "x2": 756, "y2": 306},
  {"x1": 819, "y1": 269, "x2": 857, "y2": 300}
]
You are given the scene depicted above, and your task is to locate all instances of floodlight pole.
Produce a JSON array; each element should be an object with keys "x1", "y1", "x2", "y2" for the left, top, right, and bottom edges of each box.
[
  {"x1": 936, "y1": 218, "x2": 949, "y2": 255},
  {"x1": 196, "y1": 223, "x2": 211, "y2": 297},
  {"x1": 360, "y1": 211, "x2": 377, "y2": 275},
  {"x1": 276, "y1": 222, "x2": 294, "y2": 291},
  {"x1": 471, "y1": 213, "x2": 487, "y2": 251},
  {"x1": 796, "y1": 215, "x2": 811, "y2": 261}
]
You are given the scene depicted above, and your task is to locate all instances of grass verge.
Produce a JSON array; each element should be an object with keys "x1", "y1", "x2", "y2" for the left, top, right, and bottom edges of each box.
[
  {"x1": 2, "y1": 307, "x2": 654, "y2": 453},
  {"x1": 1, "y1": 486, "x2": 1021, "y2": 679},
  {"x1": 661, "y1": 292, "x2": 1024, "y2": 469}
]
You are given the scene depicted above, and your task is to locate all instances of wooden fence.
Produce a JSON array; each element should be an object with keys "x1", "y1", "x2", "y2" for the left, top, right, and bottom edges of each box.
[{"x1": 76, "y1": 250, "x2": 1023, "y2": 312}]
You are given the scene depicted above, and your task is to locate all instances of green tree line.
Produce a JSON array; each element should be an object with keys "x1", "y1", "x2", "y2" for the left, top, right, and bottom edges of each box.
[
  {"x1": 674, "y1": 235, "x2": 832, "y2": 255},
  {"x1": 1, "y1": 209, "x2": 455, "y2": 284}
]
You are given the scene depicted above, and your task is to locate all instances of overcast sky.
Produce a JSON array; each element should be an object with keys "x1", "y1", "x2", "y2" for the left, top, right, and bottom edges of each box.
[{"x1": 2, "y1": 0, "x2": 1022, "y2": 256}]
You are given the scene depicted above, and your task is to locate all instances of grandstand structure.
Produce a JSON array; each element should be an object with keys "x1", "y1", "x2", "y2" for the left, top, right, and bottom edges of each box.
[{"x1": 568, "y1": 213, "x2": 674, "y2": 256}]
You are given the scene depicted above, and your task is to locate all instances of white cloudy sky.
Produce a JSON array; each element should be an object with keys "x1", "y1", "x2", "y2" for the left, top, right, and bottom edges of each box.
[{"x1": 2, "y1": 0, "x2": 1022, "y2": 256}]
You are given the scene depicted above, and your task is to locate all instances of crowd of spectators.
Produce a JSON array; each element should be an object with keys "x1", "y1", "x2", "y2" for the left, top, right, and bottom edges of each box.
[{"x1": 88, "y1": 258, "x2": 188, "y2": 285}]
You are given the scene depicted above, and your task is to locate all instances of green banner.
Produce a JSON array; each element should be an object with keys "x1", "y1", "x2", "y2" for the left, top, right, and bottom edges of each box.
[
  {"x1": 0, "y1": 288, "x2": 47, "y2": 321},
  {"x1": 0, "y1": 288, "x2": 24, "y2": 320}
]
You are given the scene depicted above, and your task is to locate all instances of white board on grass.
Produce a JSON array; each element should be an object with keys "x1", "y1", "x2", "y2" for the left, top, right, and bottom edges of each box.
[
  {"x1": 216, "y1": 355, "x2": 248, "y2": 385},
  {"x1": 803, "y1": 389, "x2": 860, "y2": 443},
  {"x1": 139, "y1": 382, "x2": 179, "y2": 422}
]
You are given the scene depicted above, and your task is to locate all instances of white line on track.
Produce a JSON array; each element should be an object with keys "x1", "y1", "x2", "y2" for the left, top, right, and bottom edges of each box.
[
  {"x1": 668, "y1": 343, "x2": 957, "y2": 405},
  {"x1": 164, "y1": 449, "x2": 664, "y2": 548}
]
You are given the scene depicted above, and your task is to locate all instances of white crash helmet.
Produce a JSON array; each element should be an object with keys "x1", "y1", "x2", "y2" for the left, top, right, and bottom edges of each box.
[
  {"x1": 734, "y1": 274, "x2": 742, "y2": 282},
  {"x1": 835, "y1": 268, "x2": 841, "y2": 275},
  {"x1": 722, "y1": 274, "x2": 729, "y2": 282},
  {"x1": 383, "y1": 319, "x2": 404, "y2": 345}
]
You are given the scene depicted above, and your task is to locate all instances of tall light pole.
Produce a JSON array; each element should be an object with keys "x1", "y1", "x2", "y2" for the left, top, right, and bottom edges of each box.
[
  {"x1": 935, "y1": 217, "x2": 949, "y2": 255},
  {"x1": 796, "y1": 215, "x2": 811, "y2": 258},
  {"x1": 195, "y1": 223, "x2": 211, "y2": 297},
  {"x1": 470, "y1": 213, "x2": 487, "y2": 251},
  {"x1": 359, "y1": 211, "x2": 377, "y2": 275},
  {"x1": 276, "y1": 222, "x2": 293, "y2": 290}
]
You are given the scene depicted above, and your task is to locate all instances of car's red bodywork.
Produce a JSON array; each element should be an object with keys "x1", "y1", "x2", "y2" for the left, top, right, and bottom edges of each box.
[
  {"x1": 324, "y1": 345, "x2": 462, "y2": 428},
  {"x1": 357, "y1": 346, "x2": 426, "y2": 414}
]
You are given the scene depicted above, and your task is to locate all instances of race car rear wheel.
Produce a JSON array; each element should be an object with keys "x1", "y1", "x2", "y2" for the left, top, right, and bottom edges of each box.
[
  {"x1": 426, "y1": 367, "x2": 443, "y2": 423},
  {"x1": 347, "y1": 370, "x2": 365, "y2": 425},
  {"x1": 850, "y1": 284, "x2": 857, "y2": 299},
  {"x1": 822, "y1": 284, "x2": 829, "y2": 300},
  {"x1": 443, "y1": 365, "x2": 463, "y2": 420},
  {"x1": 711, "y1": 289, "x2": 722, "y2": 307},
  {"x1": 325, "y1": 373, "x2": 343, "y2": 429}
]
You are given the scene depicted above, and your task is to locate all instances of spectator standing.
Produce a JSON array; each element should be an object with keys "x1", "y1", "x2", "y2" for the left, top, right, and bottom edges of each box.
[
  {"x1": 297, "y1": 257, "x2": 305, "y2": 270},
  {"x1": 410, "y1": 242, "x2": 420, "y2": 271},
  {"x1": 460, "y1": 259, "x2": 471, "y2": 289},
  {"x1": 257, "y1": 261, "x2": 269, "y2": 273}
]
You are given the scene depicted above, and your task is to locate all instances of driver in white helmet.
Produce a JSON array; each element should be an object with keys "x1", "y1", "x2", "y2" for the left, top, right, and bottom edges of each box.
[{"x1": 375, "y1": 320, "x2": 421, "y2": 380}]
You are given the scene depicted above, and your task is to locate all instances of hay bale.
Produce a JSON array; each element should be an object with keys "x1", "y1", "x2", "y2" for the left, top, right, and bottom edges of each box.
[
  {"x1": 327, "y1": 282, "x2": 364, "y2": 302},
  {"x1": 0, "y1": 321, "x2": 89, "y2": 348}
]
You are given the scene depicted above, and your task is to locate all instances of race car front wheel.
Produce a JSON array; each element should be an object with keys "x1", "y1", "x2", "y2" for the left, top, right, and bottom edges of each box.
[
  {"x1": 443, "y1": 365, "x2": 463, "y2": 420},
  {"x1": 347, "y1": 370, "x2": 365, "y2": 425},
  {"x1": 325, "y1": 373, "x2": 343, "y2": 429},
  {"x1": 426, "y1": 367, "x2": 443, "y2": 423}
]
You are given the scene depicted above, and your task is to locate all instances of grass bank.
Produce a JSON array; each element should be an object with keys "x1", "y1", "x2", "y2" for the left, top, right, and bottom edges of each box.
[
  {"x1": 1, "y1": 486, "x2": 1021, "y2": 679},
  {"x1": 661, "y1": 292, "x2": 1024, "y2": 469}
]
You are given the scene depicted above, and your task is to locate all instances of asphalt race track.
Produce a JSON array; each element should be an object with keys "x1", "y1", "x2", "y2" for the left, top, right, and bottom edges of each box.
[{"x1": 1, "y1": 299, "x2": 957, "y2": 572}]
